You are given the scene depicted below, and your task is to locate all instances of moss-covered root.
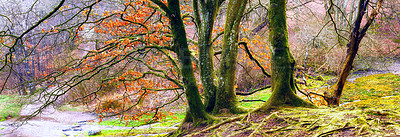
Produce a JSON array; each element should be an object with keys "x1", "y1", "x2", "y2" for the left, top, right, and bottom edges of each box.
[
  {"x1": 257, "y1": 92, "x2": 316, "y2": 113},
  {"x1": 169, "y1": 112, "x2": 217, "y2": 137}
]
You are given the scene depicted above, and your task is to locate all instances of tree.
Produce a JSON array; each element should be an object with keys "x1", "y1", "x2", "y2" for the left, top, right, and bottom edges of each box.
[
  {"x1": 153, "y1": 0, "x2": 214, "y2": 125},
  {"x1": 259, "y1": 0, "x2": 314, "y2": 111},
  {"x1": 325, "y1": 0, "x2": 384, "y2": 106},
  {"x1": 193, "y1": 0, "x2": 223, "y2": 113}
]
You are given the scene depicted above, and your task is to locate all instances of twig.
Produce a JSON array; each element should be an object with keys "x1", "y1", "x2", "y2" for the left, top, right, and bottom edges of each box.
[
  {"x1": 263, "y1": 125, "x2": 290, "y2": 133},
  {"x1": 236, "y1": 85, "x2": 271, "y2": 96},
  {"x1": 317, "y1": 126, "x2": 356, "y2": 137}
]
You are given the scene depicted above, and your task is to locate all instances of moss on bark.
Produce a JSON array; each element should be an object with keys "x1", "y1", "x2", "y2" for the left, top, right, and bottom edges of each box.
[
  {"x1": 214, "y1": 0, "x2": 248, "y2": 114},
  {"x1": 166, "y1": 0, "x2": 212, "y2": 125},
  {"x1": 197, "y1": 0, "x2": 220, "y2": 113},
  {"x1": 260, "y1": 0, "x2": 314, "y2": 112}
]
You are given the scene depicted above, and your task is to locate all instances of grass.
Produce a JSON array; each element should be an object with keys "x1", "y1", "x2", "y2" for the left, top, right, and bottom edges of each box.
[
  {"x1": 0, "y1": 94, "x2": 25, "y2": 121},
  {"x1": 238, "y1": 88, "x2": 271, "y2": 108},
  {"x1": 88, "y1": 128, "x2": 174, "y2": 137},
  {"x1": 96, "y1": 112, "x2": 185, "y2": 128}
]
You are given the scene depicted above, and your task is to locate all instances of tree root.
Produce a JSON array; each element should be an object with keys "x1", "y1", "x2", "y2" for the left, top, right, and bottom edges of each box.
[
  {"x1": 249, "y1": 112, "x2": 278, "y2": 137},
  {"x1": 186, "y1": 114, "x2": 246, "y2": 137},
  {"x1": 317, "y1": 126, "x2": 356, "y2": 137}
]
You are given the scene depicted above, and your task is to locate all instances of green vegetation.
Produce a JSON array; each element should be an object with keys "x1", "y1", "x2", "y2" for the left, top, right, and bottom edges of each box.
[
  {"x1": 238, "y1": 89, "x2": 271, "y2": 108},
  {"x1": 0, "y1": 95, "x2": 25, "y2": 121},
  {"x1": 97, "y1": 112, "x2": 185, "y2": 128},
  {"x1": 343, "y1": 95, "x2": 400, "y2": 110},
  {"x1": 88, "y1": 128, "x2": 174, "y2": 137},
  {"x1": 341, "y1": 73, "x2": 400, "y2": 103}
]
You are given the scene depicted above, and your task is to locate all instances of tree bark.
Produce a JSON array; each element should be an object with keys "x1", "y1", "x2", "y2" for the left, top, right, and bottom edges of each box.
[
  {"x1": 164, "y1": 0, "x2": 211, "y2": 123},
  {"x1": 214, "y1": 0, "x2": 248, "y2": 114},
  {"x1": 196, "y1": 0, "x2": 221, "y2": 113},
  {"x1": 260, "y1": 0, "x2": 314, "y2": 112}
]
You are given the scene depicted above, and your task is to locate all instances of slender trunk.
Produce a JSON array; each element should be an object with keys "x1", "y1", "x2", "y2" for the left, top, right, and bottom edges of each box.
[
  {"x1": 214, "y1": 0, "x2": 247, "y2": 114},
  {"x1": 198, "y1": 1, "x2": 220, "y2": 113},
  {"x1": 327, "y1": 0, "x2": 383, "y2": 106},
  {"x1": 260, "y1": 0, "x2": 314, "y2": 112}
]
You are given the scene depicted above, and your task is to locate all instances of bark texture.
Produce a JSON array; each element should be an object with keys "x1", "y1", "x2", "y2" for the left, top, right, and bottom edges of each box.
[
  {"x1": 166, "y1": 0, "x2": 211, "y2": 123},
  {"x1": 196, "y1": 0, "x2": 221, "y2": 113},
  {"x1": 260, "y1": 0, "x2": 314, "y2": 111},
  {"x1": 214, "y1": 0, "x2": 248, "y2": 114}
]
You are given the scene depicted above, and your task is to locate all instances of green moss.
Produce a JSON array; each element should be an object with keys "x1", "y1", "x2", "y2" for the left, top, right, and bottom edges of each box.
[
  {"x1": 342, "y1": 95, "x2": 400, "y2": 110},
  {"x1": 341, "y1": 73, "x2": 400, "y2": 103}
]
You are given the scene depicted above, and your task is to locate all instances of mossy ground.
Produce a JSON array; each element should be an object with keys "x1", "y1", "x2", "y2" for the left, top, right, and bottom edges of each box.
[
  {"x1": 341, "y1": 73, "x2": 400, "y2": 103},
  {"x1": 182, "y1": 73, "x2": 400, "y2": 136},
  {"x1": 88, "y1": 73, "x2": 400, "y2": 136},
  {"x1": 0, "y1": 95, "x2": 25, "y2": 121},
  {"x1": 188, "y1": 106, "x2": 400, "y2": 136}
]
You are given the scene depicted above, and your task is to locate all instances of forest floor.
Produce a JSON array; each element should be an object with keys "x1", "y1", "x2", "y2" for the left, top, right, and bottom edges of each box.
[
  {"x1": 183, "y1": 60, "x2": 400, "y2": 137},
  {"x1": 0, "y1": 60, "x2": 399, "y2": 137}
]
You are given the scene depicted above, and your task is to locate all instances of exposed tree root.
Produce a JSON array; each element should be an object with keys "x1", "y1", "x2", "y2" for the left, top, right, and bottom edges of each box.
[
  {"x1": 249, "y1": 112, "x2": 278, "y2": 137},
  {"x1": 317, "y1": 126, "x2": 356, "y2": 137},
  {"x1": 185, "y1": 114, "x2": 246, "y2": 137}
]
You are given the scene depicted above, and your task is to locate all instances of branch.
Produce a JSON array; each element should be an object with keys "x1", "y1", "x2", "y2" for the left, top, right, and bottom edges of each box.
[
  {"x1": 150, "y1": 0, "x2": 172, "y2": 16},
  {"x1": 359, "y1": 0, "x2": 383, "y2": 38},
  {"x1": 236, "y1": 85, "x2": 271, "y2": 96},
  {"x1": 239, "y1": 41, "x2": 271, "y2": 77},
  {"x1": 239, "y1": 99, "x2": 266, "y2": 102}
]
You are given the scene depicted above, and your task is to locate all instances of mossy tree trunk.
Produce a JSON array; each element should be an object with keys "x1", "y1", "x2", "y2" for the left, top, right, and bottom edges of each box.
[
  {"x1": 214, "y1": 0, "x2": 247, "y2": 114},
  {"x1": 152, "y1": 0, "x2": 212, "y2": 124},
  {"x1": 194, "y1": 0, "x2": 223, "y2": 113},
  {"x1": 260, "y1": 0, "x2": 314, "y2": 111},
  {"x1": 326, "y1": 0, "x2": 383, "y2": 106}
]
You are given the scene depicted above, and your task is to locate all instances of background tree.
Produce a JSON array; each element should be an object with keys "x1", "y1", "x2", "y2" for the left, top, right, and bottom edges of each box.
[{"x1": 325, "y1": 0, "x2": 384, "y2": 106}]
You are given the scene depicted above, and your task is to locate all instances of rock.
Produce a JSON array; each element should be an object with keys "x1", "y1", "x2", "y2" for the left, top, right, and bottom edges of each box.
[
  {"x1": 62, "y1": 128, "x2": 72, "y2": 132},
  {"x1": 73, "y1": 128, "x2": 82, "y2": 131},
  {"x1": 88, "y1": 129, "x2": 101, "y2": 136}
]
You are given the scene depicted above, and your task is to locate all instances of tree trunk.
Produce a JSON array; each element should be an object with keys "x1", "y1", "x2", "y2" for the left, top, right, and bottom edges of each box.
[
  {"x1": 197, "y1": 0, "x2": 220, "y2": 113},
  {"x1": 326, "y1": 0, "x2": 383, "y2": 106},
  {"x1": 260, "y1": 0, "x2": 314, "y2": 112},
  {"x1": 166, "y1": 0, "x2": 211, "y2": 123},
  {"x1": 214, "y1": 0, "x2": 247, "y2": 114}
]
